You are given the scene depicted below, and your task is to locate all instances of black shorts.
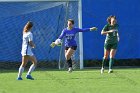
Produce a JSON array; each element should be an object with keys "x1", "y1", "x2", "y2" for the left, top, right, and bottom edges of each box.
[{"x1": 65, "y1": 46, "x2": 77, "y2": 50}]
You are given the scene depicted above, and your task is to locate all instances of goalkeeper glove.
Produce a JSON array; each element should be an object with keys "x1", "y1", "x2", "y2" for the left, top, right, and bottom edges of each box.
[
  {"x1": 90, "y1": 27, "x2": 98, "y2": 31},
  {"x1": 50, "y1": 42, "x2": 56, "y2": 48}
]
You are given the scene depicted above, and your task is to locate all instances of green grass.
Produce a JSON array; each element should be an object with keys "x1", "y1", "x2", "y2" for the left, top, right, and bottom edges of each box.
[{"x1": 0, "y1": 68, "x2": 140, "y2": 93}]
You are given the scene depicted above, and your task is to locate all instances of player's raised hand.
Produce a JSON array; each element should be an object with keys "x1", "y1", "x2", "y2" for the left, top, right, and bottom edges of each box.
[{"x1": 90, "y1": 27, "x2": 98, "y2": 31}]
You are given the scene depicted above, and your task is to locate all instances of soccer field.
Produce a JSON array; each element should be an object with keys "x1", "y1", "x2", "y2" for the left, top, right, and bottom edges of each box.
[{"x1": 0, "y1": 68, "x2": 140, "y2": 93}]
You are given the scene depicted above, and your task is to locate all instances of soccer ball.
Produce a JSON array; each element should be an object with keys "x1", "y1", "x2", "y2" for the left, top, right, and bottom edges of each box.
[{"x1": 55, "y1": 39, "x2": 62, "y2": 45}]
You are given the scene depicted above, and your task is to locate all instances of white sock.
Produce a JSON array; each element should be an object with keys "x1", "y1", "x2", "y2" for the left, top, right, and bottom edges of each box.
[
  {"x1": 18, "y1": 66, "x2": 24, "y2": 78},
  {"x1": 27, "y1": 64, "x2": 36, "y2": 75}
]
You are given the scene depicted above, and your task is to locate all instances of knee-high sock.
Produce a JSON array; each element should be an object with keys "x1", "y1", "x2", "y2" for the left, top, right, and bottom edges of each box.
[
  {"x1": 27, "y1": 64, "x2": 36, "y2": 75},
  {"x1": 67, "y1": 58, "x2": 72, "y2": 68},
  {"x1": 109, "y1": 58, "x2": 114, "y2": 69},
  {"x1": 102, "y1": 58, "x2": 107, "y2": 68},
  {"x1": 18, "y1": 66, "x2": 24, "y2": 78}
]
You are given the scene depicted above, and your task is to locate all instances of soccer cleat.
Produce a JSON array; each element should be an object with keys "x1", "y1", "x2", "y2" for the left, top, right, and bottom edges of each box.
[
  {"x1": 108, "y1": 69, "x2": 113, "y2": 73},
  {"x1": 17, "y1": 77, "x2": 23, "y2": 80},
  {"x1": 26, "y1": 75, "x2": 34, "y2": 80},
  {"x1": 68, "y1": 67, "x2": 72, "y2": 73},
  {"x1": 101, "y1": 68, "x2": 104, "y2": 74}
]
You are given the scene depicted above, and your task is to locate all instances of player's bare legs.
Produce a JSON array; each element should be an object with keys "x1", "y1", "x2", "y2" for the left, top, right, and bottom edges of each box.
[
  {"x1": 108, "y1": 49, "x2": 117, "y2": 73},
  {"x1": 65, "y1": 48, "x2": 75, "y2": 73},
  {"x1": 17, "y1": 55, "x2": 29, "y2": 80},
  {"x1": 101, "y1": 49, "x2": 110, "y2": 74},
  {"x1": 26, "y1": 56, "x2": 37, "y2": 80}
]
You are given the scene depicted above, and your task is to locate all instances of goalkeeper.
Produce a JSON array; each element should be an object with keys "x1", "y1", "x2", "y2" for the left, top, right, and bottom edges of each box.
[{"x1": 51, "y1": 19, "x2": 97, "y2": 72}]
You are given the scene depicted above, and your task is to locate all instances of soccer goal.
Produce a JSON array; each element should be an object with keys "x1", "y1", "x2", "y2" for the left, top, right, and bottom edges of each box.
[{"x1": 0, "y1": 0, "x2": 84, "y2": 69}]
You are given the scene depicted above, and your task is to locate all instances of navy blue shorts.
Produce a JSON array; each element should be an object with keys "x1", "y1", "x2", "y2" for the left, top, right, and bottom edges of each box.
[{"x1": 65, "y1": 46, "x2": 77, "y2": 50}]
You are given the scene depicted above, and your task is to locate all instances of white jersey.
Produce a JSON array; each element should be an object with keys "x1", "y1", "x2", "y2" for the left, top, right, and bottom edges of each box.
[{"x1": 21, "y1": 31, "x2": 34, "y2": 56}]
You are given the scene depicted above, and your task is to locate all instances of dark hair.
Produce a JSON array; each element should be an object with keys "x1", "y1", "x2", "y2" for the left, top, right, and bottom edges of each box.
[
  {"x1": 107, "y1": 15, "x2": 116, "y2": 24},
  {"x1": 67, "y1": 19, "x2": 74, "y2": 24}
]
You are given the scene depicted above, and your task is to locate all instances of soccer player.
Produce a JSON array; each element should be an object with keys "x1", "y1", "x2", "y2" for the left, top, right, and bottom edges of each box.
[
  {"x1": 101, "y1": 15, "x2": 120, "y2": 73},
  {"x1": 17, "y1": 21, "x2": 37, "y2": 80},
  {"x1": 51, "y1": 19, "x2": 97, "y2": 73}
]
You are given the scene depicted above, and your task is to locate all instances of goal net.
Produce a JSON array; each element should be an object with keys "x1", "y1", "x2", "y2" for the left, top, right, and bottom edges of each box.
[{"x1": 0, "y1": 0, "x2": 80, "y2": 69}]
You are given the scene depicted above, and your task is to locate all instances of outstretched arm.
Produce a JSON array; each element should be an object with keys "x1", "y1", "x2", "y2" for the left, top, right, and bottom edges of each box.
[{"x1": 78, "y1": 27, "x2": 97, "y2": 32}]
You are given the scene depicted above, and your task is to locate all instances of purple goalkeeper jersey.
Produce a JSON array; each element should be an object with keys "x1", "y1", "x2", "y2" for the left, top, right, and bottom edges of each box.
[{"x1": 58, "y1": 27, "x2": 90, "y2": 47}]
